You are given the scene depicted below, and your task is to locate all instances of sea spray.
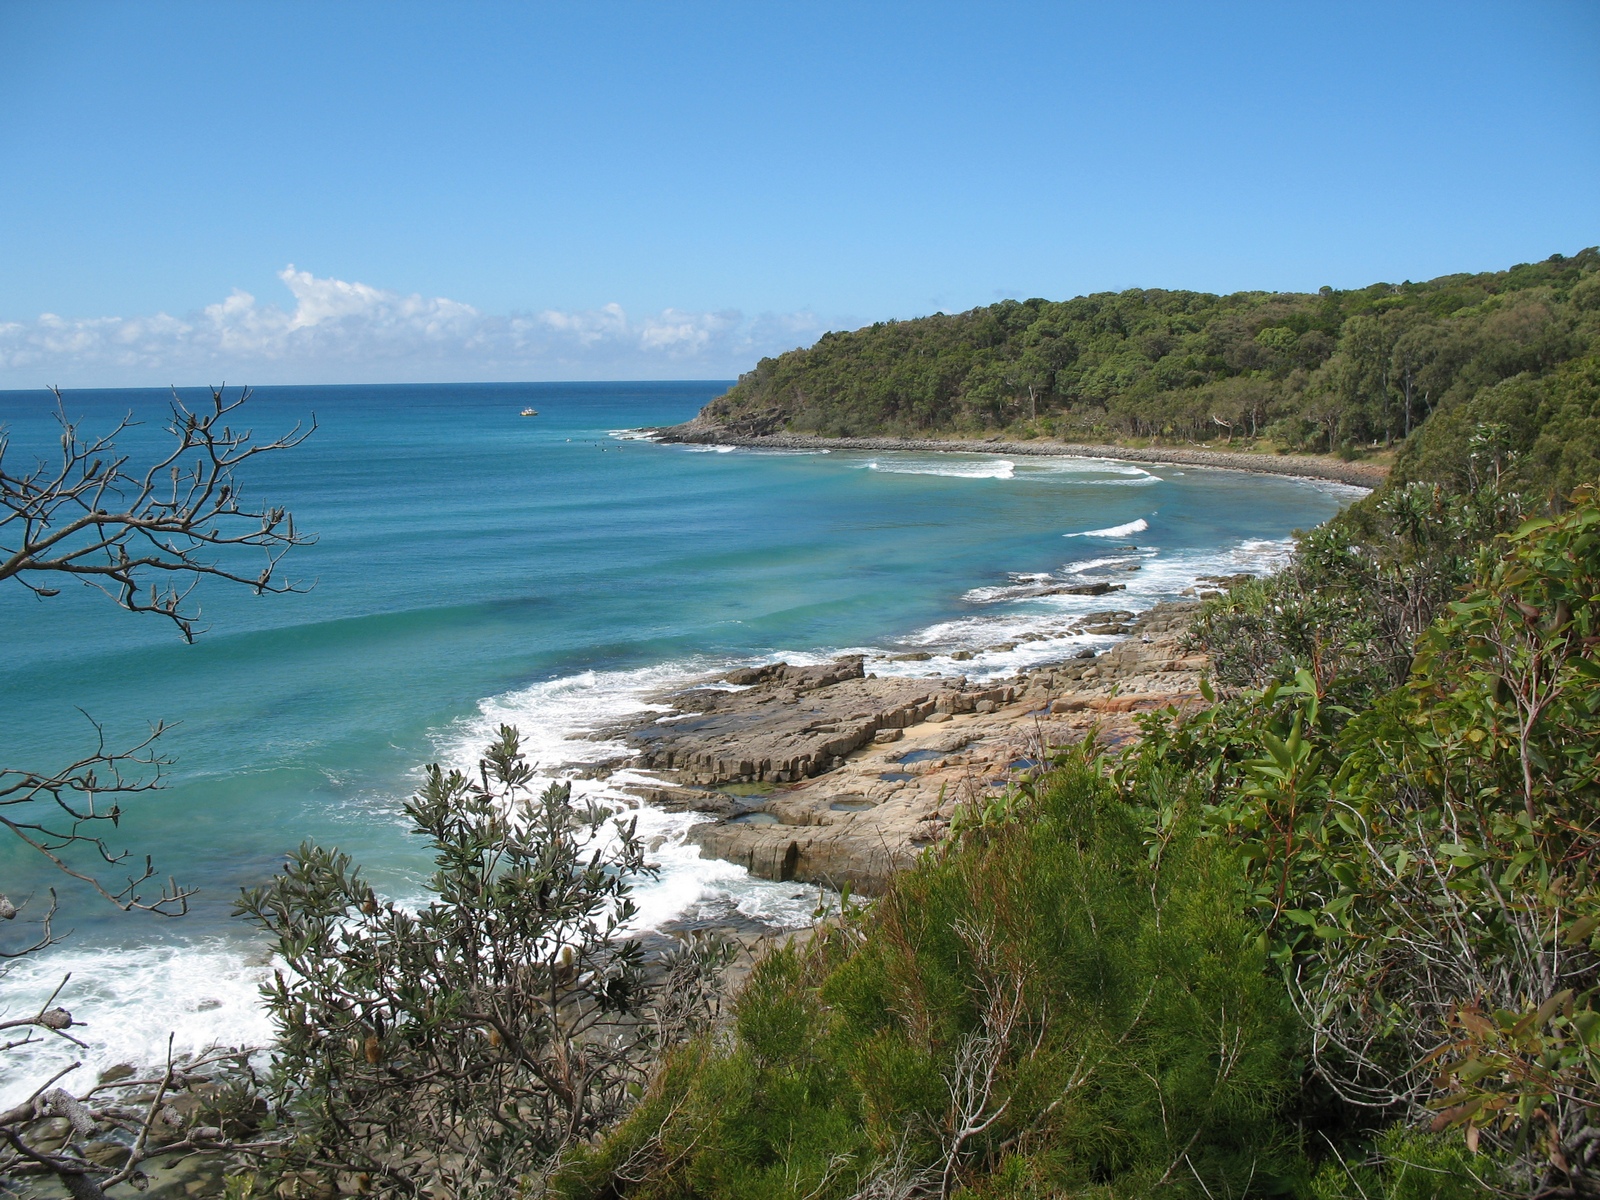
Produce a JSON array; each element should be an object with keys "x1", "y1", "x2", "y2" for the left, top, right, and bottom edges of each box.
[
  {"x1": 433, "y1": 660, "x2": 820, "y2": 932},
  {"x1": 0, "y1": 940, "x2": 275, "y2": 1108}
]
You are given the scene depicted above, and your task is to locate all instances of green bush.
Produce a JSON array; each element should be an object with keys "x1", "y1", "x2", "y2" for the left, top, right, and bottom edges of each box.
[
  {"x1": 558, "y1": 758, "x2": 1304, "y2": 1198},
  {"x1": 1304, "y1": 1126, "x2": 1505, "y2": 1200},
  {"x1": 237, "y1": 727, "x2": 730, "y2": 1198},
  {"x1": 1137, "y1": 491, "x2": 1600, "y2": 1194}
]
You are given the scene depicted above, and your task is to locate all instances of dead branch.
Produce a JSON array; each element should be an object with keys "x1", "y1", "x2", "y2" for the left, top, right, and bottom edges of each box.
[{"x1": 0, "y1": 385, "x2": 316, "y2": 643}]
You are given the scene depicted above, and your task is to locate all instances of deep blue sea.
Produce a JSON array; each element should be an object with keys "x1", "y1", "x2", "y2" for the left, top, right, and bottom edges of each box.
[{"x1": 0, "y1": 380, "x2": 1356, "y2": 1095}]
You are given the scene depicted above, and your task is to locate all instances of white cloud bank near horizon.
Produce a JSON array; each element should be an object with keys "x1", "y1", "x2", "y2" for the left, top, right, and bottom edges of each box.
[{"x1": 0, "y1": 266, "x2": 830, "y2": 388}]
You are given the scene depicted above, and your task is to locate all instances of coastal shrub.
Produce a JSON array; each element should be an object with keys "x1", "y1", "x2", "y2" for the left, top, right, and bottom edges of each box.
[
  {"x1": 1190, "y1": 476, "x2": 1526, "y2": 702},
  {"x1": 557, "y1": 755, "x2": 1305, "y2": 1199},
  {"x1": 1303, "y1": 1125, "x2": 1506, "y2": 1200},
  {"x1": 1126, "y1": 490, "x2": 1600, "y2": 1194},
  {"x1": 237, "y1": 726, "x2": 730, "y2": 1198},
  {"x1": 1185, "y1": 341, "x2": 1595, "y2": 788}
]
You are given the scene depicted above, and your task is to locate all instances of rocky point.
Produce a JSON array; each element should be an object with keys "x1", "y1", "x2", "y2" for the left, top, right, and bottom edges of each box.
[{"x1": 594, "y1": 600, "x2": 1208, "y2": 896}]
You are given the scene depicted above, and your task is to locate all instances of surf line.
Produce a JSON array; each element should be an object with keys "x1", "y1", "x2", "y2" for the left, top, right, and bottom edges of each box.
[{"x1": 1067, "y1": 517, "x2": 1151, "y2": 539}]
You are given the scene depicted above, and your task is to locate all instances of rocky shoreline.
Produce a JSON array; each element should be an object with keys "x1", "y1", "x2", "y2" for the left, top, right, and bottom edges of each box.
[
  {"x1": 584, "y1": 418, "x2": 1359, "y2": 967},
  {"x1": 651, "y1": 417, "x2": 1387, "y2": 488},
  {"x1": 592, "y1": 599, "x2": 1211, "y2": 898}
]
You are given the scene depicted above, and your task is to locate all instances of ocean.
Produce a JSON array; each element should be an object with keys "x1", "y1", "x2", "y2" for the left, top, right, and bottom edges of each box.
[{"x1": 0, "y1": 380, "x2": 1356, "y2": 1099}]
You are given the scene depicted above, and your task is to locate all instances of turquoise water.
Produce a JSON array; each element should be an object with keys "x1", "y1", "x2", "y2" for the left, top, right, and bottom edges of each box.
[{"x1": 0, "y1": 381, "x2": 1353, "y2": 1091}]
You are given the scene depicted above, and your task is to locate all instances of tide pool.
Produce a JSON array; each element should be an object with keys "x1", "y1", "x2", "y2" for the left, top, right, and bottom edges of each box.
[{"x1": 0, "y1": 380, "x2": 1354, "y2": 1095}]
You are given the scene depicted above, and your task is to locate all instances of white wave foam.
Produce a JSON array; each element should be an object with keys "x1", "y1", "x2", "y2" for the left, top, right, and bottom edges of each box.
[
  {"x1": 862, "y1": 457, "x2": 1016, "y2": 480},
  {"x1": 1012, "y1": 458, "x2": 1155, "y2": 478},
  {"x1": 1067, "y1": 517, "x2": 1150, "y2": 538},
  {"x1": 1231, "y1": 538, "x2": 1297, "y2": 571},
  {"x1": 962, "y1": 583, "x2": 1041, "y2": 604},
  {"x1": 960, "y1": 553, "x2": 1145, "y2": 604},
  {"x1": 984, "y1": 457, "x2": 1111, "y2": 477},
  {"x1": 1060, "y1": 555, "x2": 1137, "y2": 573},
  {"x1": 0, "y1": 940, "x2": 275, "y2": 1108},
  {"x1": 1299, "y1": 478, "x2": 1373, "y2": 500},
  {"x1": 435, "y1": 662, "x2": 819, "y2": 938},
  {"x1": 0, "y1": 654, "x2": 835, "y2": 1106},
  {"x1": 990, "y1": 460, "x2": 1162, "y2": 487},
  {"x1": 867, "y1": 614, "x2": 1117, "y2": 682},
  {"x1": 869, "y1": 530, "x2": 1306, "y2": 682},
  {"x1": 1087, "y1": 475, "x2": 1161, "y2": 486}
]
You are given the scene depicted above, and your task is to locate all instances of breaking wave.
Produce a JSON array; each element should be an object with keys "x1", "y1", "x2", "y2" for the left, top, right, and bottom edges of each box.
[
  {"x1": 1067, "y1": 517, "x2": 1150, "y2": 538},
  {"x1": 863, "y1": 457, "x2": 1016, "y2": 480}
]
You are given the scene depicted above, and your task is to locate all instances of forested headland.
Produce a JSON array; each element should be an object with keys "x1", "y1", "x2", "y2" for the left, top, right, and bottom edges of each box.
[{"x1": 700, "y1": 249, "x2": 1600, "y2": 490}]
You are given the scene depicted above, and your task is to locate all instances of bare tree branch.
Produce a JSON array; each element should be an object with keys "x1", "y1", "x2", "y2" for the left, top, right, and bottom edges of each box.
[
  {"x1": 1, "y1": 384, "x2": 316, "y2": 643},
  {"x1": 0, "y1": 385, "x2": 313, "y2": 1198}
]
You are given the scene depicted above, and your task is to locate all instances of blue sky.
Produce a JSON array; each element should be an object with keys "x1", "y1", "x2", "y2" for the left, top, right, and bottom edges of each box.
[{"x1": 0, "y1": 0, "x2": 1595, "y2": 386}]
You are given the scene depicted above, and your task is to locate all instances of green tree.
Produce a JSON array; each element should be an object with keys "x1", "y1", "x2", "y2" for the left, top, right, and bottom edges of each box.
[
  {"x1": 238, "y1": 726, "x2": 731, "y2": 1199},
  {"x1": 1146, "y1": 492, "x2": 1600, "y2": 1194},
  {"x1": 560, "y1": 754, "x2": 1303, "y2": 1200},
  {"x1": 688, "y1": 249, "x2": 1599, "y2": 453}
]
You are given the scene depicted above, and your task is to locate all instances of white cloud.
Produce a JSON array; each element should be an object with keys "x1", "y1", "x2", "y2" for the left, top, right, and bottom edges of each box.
[{"x1": 0, "y1": 267, "x2": 829, "y2": 388}]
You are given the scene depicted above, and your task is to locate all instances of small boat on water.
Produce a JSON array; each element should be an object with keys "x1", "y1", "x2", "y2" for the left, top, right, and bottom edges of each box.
[{"x1": 520, "y1": 407, "x2": 539, "y2": 417}]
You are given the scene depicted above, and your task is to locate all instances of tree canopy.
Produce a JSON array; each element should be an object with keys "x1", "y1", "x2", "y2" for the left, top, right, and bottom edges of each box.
[{"x1": 701, "y1": 249, "x2": 1600, "y2": 460}]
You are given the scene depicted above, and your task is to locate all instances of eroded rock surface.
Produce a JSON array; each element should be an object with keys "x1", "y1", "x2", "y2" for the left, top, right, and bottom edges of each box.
[
  {"x1": 612, "y1": 656, "x2": 1007, "y2": 786},
  {"x1": 606, "y1": 601, "x2": 1208, "y2": 896}
]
